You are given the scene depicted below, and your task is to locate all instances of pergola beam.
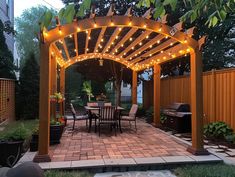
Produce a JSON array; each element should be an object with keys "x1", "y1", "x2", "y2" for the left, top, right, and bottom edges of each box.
[
  {"x1": 85, "y1": 30, "x2": 91, "y2": 54},
  {"x1": 131, "y1": 38, "x2": 177, "y2": 64},
  {"x1": 74, "y1": 33, "x2": 78, "y2": 56},
  {"x1": 109, "y1": 28, "x2": 137, "y2": 54},
  {"x1": 139, "y1": 44, "x2": 189, "y2": 66},
  {"x1": 117, "y1": 30, "x2": 152, "y2": 58},
  {"x1": 62, "y1": 39, "x2": 70, "y2": 60},
  {"x1": 126, "y1": 34, "x2": 165, "y2": 61},
  {"x1": 102, "y1": 27, "x2": 122, "y2": 53}
]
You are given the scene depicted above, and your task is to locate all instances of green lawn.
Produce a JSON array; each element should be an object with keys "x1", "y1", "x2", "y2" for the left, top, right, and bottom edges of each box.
[
  {"x1": 174, "y1": 163, "x2": 235, "y2": 177},
  {"x1": 44, "y1": 171, "x2": 93, "y2": 177}
]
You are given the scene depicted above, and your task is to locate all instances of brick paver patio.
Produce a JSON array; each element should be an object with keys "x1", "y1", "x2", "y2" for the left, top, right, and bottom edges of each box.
[{"x1": 49, "y1": 119, "x2": 190, "y2": 162}]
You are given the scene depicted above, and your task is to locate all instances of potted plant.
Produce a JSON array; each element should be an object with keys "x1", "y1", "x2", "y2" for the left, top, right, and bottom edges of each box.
[
  {"x1": 0, "y1": 124, "x2": 29, "y2": 167},
  {"x1": 29, "y1": 127, "x2": 39, "y2": 152}
]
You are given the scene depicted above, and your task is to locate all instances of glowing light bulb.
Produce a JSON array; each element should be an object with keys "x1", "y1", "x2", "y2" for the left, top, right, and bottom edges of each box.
[
  {"x1": 158, "y1": 28, "x2": 162, "y2": 32},
  {"x1": 139, "y1": 42, "x2": 142, "y2": 46},
  {"x1": 69, "y1": 34, "x2": 72, "y2": 38},
  {"x1": 59, "y1": 29, "x2": 62, "y2": 35},
  {"x1": 143, "y1": 24, "x2": 147, "y2": 28},
  {"x1": 157, "y1": 40, "x2": 160, "y2": 44},
  {"x1": 149, "y1": 45, "x2": 152, "y2": 48},
  {"x1": 111, "y1": 22, "x2": 114, "y2": 26},
  {"x1": 94, "y1": 23, "x2": 97, "y2": 27},
  {"x1": 128, "y1": 21, "x2": 132, "y2": 26},
  {"x1": 170, "y1": 43, "x2": 173, "y2": 46},
  {"x1": 77, "y1": 27, "x2": 81, "y2": 32},
  {"x1": 130, "y1": 37, "x2": 133, "y2": 41},
  {"x1": 146, "y1": 35, "x2": 149, "y2": 39}
]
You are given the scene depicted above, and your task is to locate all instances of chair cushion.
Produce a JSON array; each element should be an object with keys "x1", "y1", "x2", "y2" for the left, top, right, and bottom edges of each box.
[
  {"x1": 121, "y1": 116, "x2": 135, "y2": 121},
  {"x1": 76, "y1": 115, "x2": 88, "y2": 120},
  {"x1": 129, "y1": 104, "x2": 138, "y2": 117}
]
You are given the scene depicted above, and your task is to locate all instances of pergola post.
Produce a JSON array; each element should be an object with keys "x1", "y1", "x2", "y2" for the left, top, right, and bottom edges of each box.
[
  {"x1": 59, "y1": 67, "x2": 65, "y2": 116},
  {"x1": 33, "y1": 43, "x2": 51, "y2": 162},
  {"x1": 50, "y1": 55, "x2": 57, "y2": 120},
  {"x1": 187, "y1": 49, "x2": 208, "y2": 155},
  {"x1": 132, "y1": 70, "x2": 137, "y2": 104},
  {"x1": 153, "y1": 64, "x2": 161, "y2": 126}
]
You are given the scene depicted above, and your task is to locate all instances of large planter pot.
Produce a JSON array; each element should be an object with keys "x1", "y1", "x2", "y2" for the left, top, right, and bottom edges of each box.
[
  {"x1": 30, "y1": 124, "x2": 64, "y2": 151},
  {"x1": 30, "y1": 133, "x2": 39, "y2": 152},
  {"x1": 0, "y1": 140, "x2": 23, "y2": 167},
  {"x1": 50, "y1": 124, "x2": 64, "y2": 145}
]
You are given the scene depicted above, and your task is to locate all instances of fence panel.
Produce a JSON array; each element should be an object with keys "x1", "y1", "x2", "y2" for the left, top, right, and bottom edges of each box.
[
  {"x1": 0, "y1": 78, "x2": 15, "y2": 123},
  {"x1": 143, "y1": 68, "x2": 235, "y2": 130}
]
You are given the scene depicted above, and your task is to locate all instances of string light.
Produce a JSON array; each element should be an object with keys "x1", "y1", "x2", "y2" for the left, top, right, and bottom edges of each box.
[
  {"x1": 149, "y1": 45, "x2": 152, "y2": 48},
  {"x1": 157, "y1": 40, "x2": 160, "y2": 44},
  {"x1": 77, "y1": 27, "x2": 81, "y2": 32},
  {"x1": 146, "y1": 35, "x2": 149, "y2": 39},
  {"x1": 116, "y1": 36, "x2": 119, "y2": 39},
  {"x1": 130, "y1": 37, "x2": 133, "y2": 41},
  {"x1": 69, "y1": 34, "x2": 72, "y2": 38},
  {"x1": 101, "y1": 38, "x2": 104, "y2": 42},
  {"x1": 139, "y1": 42, "x2": 142, "y2": 46},
  {"x1": 86, "y1": 30, "x2": 88, "y2": 34},
  {"x1": 59, "y1": 29, "x2": 62, "y2": 35},
  {"x1": 143, "y1": 24, "x2": 147, "y2": 28},
  {"x1": 158, "y1": 28, "x2": 162, "y2": 32},
  {"x1": 94, "y1": 23, "x2": 97, "y2": 28},
  {"x1": 118, "y1": 27, "x2": 122, "y2": 31},
  {"x1": 170, "y1": 43, "x2": 173, "y2": 46}
]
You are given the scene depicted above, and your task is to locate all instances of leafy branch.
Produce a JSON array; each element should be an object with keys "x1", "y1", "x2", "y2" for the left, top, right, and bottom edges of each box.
[
  {"x1": 137, "y1": 0, "x2": 235, "y2": 27},
  {"x1": 39, "y1": 0, "x2": 91, "y2": 30}
]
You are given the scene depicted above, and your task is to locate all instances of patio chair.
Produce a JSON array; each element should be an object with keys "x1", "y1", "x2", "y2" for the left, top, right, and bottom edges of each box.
[
  {"x1": 98, "y1": 106, "x2": 118, "y2": 136},
  {"x1": 70, "y1": 103, "x2": 88, "y2": 130},
  {"x1": 121, "y1": 104, "x2": 138, "y2": 130}
]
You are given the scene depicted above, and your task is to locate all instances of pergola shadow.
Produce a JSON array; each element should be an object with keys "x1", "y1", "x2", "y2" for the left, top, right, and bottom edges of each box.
[{"x1": 34, "y1": 6, "x2": 208, "y2": 162}]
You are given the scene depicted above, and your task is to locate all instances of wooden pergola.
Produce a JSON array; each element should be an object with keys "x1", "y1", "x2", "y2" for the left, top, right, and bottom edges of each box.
[{"x1": 33, "y1": 7, "x2": 207, "y2": 162}]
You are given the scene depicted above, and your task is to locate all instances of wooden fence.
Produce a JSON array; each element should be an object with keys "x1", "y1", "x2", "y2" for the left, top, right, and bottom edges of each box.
[
  {"x1": 143, "y1": 68, "x2": 235, "y2": 130},
  {"x1": 0, "y1": 78, "x2": 15, "y2": 123}
]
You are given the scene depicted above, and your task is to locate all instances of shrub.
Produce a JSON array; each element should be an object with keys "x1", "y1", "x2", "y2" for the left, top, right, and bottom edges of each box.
[
  {"x1": 1, "y1": 124, "x2": 30, "y2": 141},
  {"x1": 204, "y1": 121, "x2": 233, "y2": 139},
  {"x1": 225, "y1": 134, "x2": 235, "y2": 144},
  {"x1": 160, "y1": 113, "x2": 167, "y2": 124},
  {"x1": 145, "y1": 106, "x2": 153, "y2": 123}
]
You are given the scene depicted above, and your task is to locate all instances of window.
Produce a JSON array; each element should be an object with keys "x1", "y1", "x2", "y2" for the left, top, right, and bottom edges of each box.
[{"x1": 123, "y1": 83, "x2": 128, "y2": 88}]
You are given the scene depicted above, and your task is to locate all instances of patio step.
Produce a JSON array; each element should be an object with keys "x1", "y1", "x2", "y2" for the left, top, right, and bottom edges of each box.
[{"x1": 38, "y1": 155, "x2": 222, "y2": 172}]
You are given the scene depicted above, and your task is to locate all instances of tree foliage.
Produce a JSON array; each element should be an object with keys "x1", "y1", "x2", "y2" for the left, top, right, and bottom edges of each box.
[
  {"x1": 0, "y1": 20, "x2": 15, "y2": 79},
  {"x1": 15, "y1": 6, "x2": 54, "y2": 66},
  {"x1": 18, "y1": 53, "x2": 40, "y2": 119},
  {"x1": 138, "y1": 0, "x2": 235, "y2": 27}
]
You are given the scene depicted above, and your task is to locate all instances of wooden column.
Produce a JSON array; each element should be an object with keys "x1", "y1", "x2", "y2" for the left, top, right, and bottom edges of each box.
[
  {"x1": 59, "y1": 67, "x2": 65, "y2": 116},
  {"x1": 50, "y1": 55, "x2": 57, "y2": 120},
  {"x1": 153, "y1": 64, "x2": 161, "y2": 126},
  {"x1": 132, "y1": 70, "x2": 137, "y2": 104},
  {"x1": 33, "y1": 43, "x2": 51, "y2": 162},
  {"x1": 60, "y1": 67, "x2": 65, "y2": 95},
  {"x1": 187, "y1": 49, "x2": 208, "y2": 155}
]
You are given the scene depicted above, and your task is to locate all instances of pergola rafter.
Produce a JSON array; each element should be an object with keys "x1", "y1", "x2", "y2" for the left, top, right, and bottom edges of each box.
[{"x1": 34, "y1": 8, "x2": 208, "y2": 163}]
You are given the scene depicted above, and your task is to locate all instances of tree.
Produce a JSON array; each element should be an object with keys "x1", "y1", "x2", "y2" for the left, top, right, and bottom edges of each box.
[
  {"x1": 15, "y1": 6, "x2": 53, "y2": 66},
  {"x1": 0, "y1": 20, "x2": 15, "y2": 79},
  {"x1": 75, "y1": 60, "x2": 132, "y2": 105},
  {"x1": 18, "y1": 53, "x2": 40, "y2": 119},
  {"x1": 82, "y1": 80, "x2": 93, "y2": 101},
  {"x1": 137, "y1": 0, "x2": 235, "y2": 27}
]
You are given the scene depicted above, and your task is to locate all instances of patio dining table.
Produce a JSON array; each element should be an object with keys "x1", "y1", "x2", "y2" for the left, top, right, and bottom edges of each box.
[{"x1": 84, "y1": 106, "x2": 125, "y2": 133}]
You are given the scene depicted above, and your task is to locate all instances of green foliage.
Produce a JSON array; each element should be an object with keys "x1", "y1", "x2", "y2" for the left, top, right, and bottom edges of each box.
[
  {"x1": 18, "y1": 53, "x2": 39, "y2": 119},
  {"x1": 145, "y1": 106, "x2": 153, "y2": 123},
  {"x1": 0, "y1": 20, "x2": 16, "y2": 79},
  {"x1": 82, "y1": 81, "x2": 93, "y2": 97},
  {"x1": 204, "y1": 121, "x2": 233, "y2": 139},
  {"x1": 225, "y1": 134, "x2": 235, "y2": 144},
  {"x1": 44, "y1": 170, "x2": 93, "y2": 177},
  {"x1": 1, "y1": 124, "x2": 29, "y2": 141},
  {"x1": 138, "y1": 0, "x2": 235, "y2": 27},
  {"x1": 0, "y1": 120, "x2": 38, "y2": 141},
  {"x1": 15, "y1": 6, "x2": 53, "y2": 65},
  {"x1": 160, "y1": 113, "x2": 167, "y2": 124},
  {"x1": 174, "y1": 164, "x2": 235, "y2": 177}
]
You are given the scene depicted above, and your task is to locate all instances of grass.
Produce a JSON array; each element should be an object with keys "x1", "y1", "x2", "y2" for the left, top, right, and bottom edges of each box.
[
  {"x1": 44, "y1": 171, "x2": 93, "y2": 177},
  {"x1": 174, "y1": 163, "x2": 235, "y2": 177},
  {"x1": 0, "y1": 119, "x2": 39, "y2": 140}
]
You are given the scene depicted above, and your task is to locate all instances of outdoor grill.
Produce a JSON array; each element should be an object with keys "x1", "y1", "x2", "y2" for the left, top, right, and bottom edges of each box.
[{"x1": 162, "y1": 103, "x2": 191, "y2": 133}]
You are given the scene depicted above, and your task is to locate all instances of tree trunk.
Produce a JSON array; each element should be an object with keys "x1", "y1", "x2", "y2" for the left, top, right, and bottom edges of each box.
[{"x1": 114, "y1": 80, "x2": 121, "y2": 106}]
